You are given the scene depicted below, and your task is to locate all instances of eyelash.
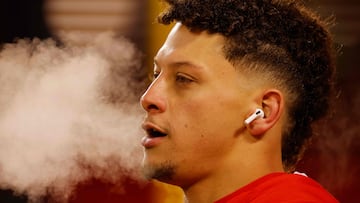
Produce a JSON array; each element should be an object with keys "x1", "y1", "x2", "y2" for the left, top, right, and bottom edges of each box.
[
  {"x1": 176, "y1": 74, "x2": 193, "y2": 84},
  {"x1": 152, "y1": 71, "x2": 195, "y2": 84},
  {"x1": 153, "y1": 72, "x2": 160, "y2": 80}
]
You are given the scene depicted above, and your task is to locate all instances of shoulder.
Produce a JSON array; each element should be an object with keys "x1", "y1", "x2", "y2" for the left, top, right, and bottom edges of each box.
[
  {"x1": 254, "y1": 173, "x2": 338, "y2": 202},
  {"x1": 215, "y1": 173, "x2": 339, "y2": 203}
]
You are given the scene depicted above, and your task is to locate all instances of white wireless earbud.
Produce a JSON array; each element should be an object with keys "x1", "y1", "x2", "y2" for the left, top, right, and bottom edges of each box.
[{"x1": 244, "y1": 108, "x2": 265, "y2": 125}]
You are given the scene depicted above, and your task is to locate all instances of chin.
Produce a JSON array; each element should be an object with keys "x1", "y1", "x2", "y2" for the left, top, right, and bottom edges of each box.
[{"x1": 142, "y1": 160, "x2": 176, "y2": 182}]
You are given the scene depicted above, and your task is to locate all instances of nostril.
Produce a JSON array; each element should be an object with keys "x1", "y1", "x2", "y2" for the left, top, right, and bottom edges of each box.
[{"x1": 147, "y1": 104, "x2": 159, "y2": 110}]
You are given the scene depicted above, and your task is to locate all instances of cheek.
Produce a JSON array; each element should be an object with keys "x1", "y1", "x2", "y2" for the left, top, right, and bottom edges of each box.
[
  {"x1": 172, "y1": 100, "x2": 236, "y2": 153},
  {"x1": 181, "y1": 90, "x2": 245, "y2": 138}
]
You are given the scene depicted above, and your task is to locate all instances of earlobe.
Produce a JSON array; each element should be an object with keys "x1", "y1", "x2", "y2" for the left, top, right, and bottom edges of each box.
[{"x1": 245, "y1": 89, "x2": 283, "y2": 137}]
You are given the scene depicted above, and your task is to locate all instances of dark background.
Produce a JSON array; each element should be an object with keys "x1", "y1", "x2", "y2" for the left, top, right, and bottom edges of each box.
[{"x1": 0, "y1": 0, "x2": 358, "y2": 202}]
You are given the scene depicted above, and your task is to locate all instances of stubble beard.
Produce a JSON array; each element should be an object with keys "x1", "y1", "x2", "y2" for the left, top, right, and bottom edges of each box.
[{"x1": 143, "y1": 160, "x2": 176, "y2": 183}]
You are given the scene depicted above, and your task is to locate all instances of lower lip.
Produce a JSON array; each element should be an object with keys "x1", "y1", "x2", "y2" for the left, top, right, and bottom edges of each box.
[{"x1": 141, "y1": 136, "x2": 165, "y2": 148}]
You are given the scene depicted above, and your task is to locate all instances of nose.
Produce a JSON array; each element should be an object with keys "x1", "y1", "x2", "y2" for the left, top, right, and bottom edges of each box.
[{"x1": 140, "y1": 79, "x2": 166, "y2": 113}]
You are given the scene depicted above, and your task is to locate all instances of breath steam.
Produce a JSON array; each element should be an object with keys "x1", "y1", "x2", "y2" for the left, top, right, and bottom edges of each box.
[{"x1": 0, "y1": 32, "x2": 146, "y2": 202}]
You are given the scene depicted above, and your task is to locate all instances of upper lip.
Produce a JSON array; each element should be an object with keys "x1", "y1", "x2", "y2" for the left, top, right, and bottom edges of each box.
[{"x1": 142, "y1": 121, "x2": 168, "y2": 138}]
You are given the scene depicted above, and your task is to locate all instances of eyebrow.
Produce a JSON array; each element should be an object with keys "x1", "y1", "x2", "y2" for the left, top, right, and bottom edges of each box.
[{"x1": 154, "y1": 59, "x2": 204, "y2": 70}]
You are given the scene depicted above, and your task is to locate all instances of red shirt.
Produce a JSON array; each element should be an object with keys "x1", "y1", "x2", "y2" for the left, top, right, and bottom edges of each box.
[{"x1": 215, "y1": 172, "x2": 339, "y2": 203}]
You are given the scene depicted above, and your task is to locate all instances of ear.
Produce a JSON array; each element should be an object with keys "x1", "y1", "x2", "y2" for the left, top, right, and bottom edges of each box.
[{"x1": 246, "y1": 89, "x2": 284, "y2": 137}]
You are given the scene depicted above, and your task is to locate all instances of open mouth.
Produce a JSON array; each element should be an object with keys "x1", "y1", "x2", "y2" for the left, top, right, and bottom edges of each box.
[
  {"x1": 141, "y1": 123, "x2": 168, "y2": 148},
  {"x1": 146, "y1": 128, "x2": 167, "y2": 138}
]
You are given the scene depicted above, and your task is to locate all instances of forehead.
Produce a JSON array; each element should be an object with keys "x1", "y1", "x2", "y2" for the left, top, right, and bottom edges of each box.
[{"x1": 155, "y1": 23, "x2": 226, "y2": 66}]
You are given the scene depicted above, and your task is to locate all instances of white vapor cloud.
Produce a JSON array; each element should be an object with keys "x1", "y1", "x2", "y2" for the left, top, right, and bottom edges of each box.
[{"x1": 0, "y1": 32, "x2": 146, "y2": 202}]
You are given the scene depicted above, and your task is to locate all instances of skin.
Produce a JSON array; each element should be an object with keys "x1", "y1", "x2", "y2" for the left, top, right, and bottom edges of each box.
[{"x1": 140, "y1": 23, "x2": 286, "y2": 203}]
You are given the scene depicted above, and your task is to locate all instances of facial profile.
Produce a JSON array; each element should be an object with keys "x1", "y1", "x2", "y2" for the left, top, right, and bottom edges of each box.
[{"x1": 140, "y1": 23, "x2": 266, "y2": 186}]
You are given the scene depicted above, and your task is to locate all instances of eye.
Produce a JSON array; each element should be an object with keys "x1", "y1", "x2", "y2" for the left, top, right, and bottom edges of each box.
[
  {"x1": 152, "y1": 71, "x2": 160, "y2": 80},
  {"x1": 176, "y1": 73, "x2": 194, "y2": 84}
]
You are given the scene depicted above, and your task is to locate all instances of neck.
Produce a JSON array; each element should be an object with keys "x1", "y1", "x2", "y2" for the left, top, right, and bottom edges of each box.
[{"x1": 183, "y1": 138, "x2": 284, "y2": 203}]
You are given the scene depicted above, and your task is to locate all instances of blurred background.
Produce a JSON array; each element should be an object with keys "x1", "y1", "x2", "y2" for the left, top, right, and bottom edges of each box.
[{"x1": 0, "y1": 0, "x2": 358, "y2": 202}]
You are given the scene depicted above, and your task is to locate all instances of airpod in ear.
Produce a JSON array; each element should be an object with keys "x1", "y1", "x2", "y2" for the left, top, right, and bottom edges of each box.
[{"x1": 244, "y1": 108, "x2": 264, "y2": 125}]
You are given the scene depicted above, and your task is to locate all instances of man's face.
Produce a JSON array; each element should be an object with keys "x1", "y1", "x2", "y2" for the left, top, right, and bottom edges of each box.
[{"x1": 140, "y1": 23, "x2": 255, "y2": 187}]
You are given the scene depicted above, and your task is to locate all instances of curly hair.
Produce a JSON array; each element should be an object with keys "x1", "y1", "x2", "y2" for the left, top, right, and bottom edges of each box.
[{"x1": 157, "y1": 0, "x2": 336, "y2": 171}]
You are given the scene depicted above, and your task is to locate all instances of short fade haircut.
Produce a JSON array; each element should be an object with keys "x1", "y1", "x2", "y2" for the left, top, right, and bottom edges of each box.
[{"x1": 158, "y1": 0, "x2": 336, "y2": 171}]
